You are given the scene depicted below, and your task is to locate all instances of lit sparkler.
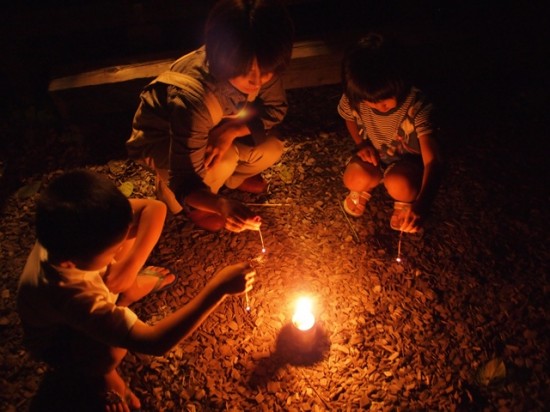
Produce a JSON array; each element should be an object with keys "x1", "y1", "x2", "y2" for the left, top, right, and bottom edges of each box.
[
  {"x1": 245, "y1": 290, "x2": 251, "y2": 312},
  {"x1": 396, "y1": 230, "x2": 403, "y2": 263},
  {"x1": 258, "y1": 226, "x2": 266, "y2": 253}
]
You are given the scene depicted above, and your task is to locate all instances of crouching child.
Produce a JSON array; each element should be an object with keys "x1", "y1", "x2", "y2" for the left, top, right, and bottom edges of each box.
[{"x1": 17, "y1": 169, "x2": 254, "y2": 410}]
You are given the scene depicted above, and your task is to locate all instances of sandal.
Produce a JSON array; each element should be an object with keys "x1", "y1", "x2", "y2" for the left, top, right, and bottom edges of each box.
[
  {"x1": 343, "y1": 191, "x2": 371, "y2": 217},
  {"x1": 390, "y1": 201, "x2": 411, "y2": 230},
  {"x1": 138, "y1": 266, "x2": 178, "y2": 295}
]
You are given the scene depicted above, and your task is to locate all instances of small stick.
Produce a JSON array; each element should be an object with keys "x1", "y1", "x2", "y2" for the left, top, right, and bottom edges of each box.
[
  {"x1": 244, "y1": 202, "x2": 289, "y2": 207},
  {"x1": 258, "y1": 227, "x2": 266, "y2": 253},
  {"x1": 337, "y1": 199, "x2": 361, "y2": 243},
  {"x1": 396, "y1": 230, "x2": 403, "y2": 263}
]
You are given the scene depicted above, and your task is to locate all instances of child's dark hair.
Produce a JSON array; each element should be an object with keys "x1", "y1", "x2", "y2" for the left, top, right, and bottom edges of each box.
[
  {"x1": 342, "y1": 33, "x2": 410, "y2": 110},
  {"x1": 205, "y1": 0, "x2": 294, "y2": 80},
  {"x1": 36, "y1": 170, "x2": 133, "y2": 263}
]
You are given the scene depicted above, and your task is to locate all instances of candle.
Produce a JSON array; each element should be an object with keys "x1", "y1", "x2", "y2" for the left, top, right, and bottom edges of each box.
[{"x1": 292, "y1": 297, "x2": 315, "y2": 331}]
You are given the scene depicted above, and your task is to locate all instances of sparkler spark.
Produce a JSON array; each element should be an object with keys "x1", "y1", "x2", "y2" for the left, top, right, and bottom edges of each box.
[
  {"x1": 258, "y1": 227, "x2": 266, "y2": 253},
  {"x1": 245, "y1": 290, "x2": 251, "y2": 312},
  {"x1": 396, "y1": 230, "x2": 403, "y2": 263}
]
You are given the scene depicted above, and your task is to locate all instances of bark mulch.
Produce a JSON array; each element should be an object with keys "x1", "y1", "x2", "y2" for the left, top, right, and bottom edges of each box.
[{"x1": 0, "y1": 85, "x2": 548, "y2": 411}]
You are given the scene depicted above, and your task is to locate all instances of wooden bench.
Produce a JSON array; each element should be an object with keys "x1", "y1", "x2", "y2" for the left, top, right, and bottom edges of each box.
[{"x1": 49, "y1": 39, "x2": 347, "y2": 122}]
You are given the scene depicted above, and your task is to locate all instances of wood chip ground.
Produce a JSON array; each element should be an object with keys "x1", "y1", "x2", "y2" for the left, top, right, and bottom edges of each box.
[{"x1": 0, "y1": 85, "x2": 548, "y2": 411}]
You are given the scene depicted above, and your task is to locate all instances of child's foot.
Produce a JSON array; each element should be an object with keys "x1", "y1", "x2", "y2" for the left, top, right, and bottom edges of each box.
[
  {"x1": 343, "y1": 191, "x2": 371, "y2": 217},
  {"x1": 100, "y1": 369, "x2": 141, "y2": 411},
  {"x1": 155, "y1": 176, "x2": 183, "y2": 215},
  {"x1": 390, "y1": 201, "x2": 411, "y2": 230},
  {"x1": 235, "y1": 174, "x2": 269, "y2": 194},
  {"x1": 187, "y1": 209, "x2": 226, "y2": 232},
  {"x1": 119, "y1": 266, "x2": 177, "y2": 306}
]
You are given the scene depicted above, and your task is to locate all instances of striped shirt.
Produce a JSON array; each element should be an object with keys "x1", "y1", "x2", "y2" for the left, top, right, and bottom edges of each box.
[{"x1": 338, "y1": 87, "x2": 434, "y2": 164}]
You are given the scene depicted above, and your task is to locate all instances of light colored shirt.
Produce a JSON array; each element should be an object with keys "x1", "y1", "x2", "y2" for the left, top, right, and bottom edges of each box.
[{"x1": 17, "y1": 242, "x2": 138, "y2": 356}]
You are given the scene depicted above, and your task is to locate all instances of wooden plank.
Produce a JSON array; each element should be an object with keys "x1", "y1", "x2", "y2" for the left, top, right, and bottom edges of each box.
[
  {"x1": 49, "y1": 40, "x2": 341, "y2": 92},
  {"x1": 48, "y1": 39, "x2": 347, "y2": 122}
]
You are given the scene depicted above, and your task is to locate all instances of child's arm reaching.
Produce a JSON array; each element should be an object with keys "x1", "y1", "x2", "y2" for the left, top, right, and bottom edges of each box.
[
  {"x1": 103, "y1": 199, "x2": 167, "y2": 293},
  {"x1": 204, "y1": 119, "x2": 250, "y2": 170},
  {"x1": 399, "y1": 133, "x2": 442, "y2": 233},
  {"x1": 124, "y1": 262, "x2": 255, "y2": 355},
  {"x1": 185, "y1": 189, "x2": 261, "y2": 232},
  {"x1": 346, "y1": 119, "x2": 379, "y2": 166}
]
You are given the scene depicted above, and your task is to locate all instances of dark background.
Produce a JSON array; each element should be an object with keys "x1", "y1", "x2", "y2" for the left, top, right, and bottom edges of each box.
[{"x1": 0, "y1": 0, "x2": 546, "y2": 196}]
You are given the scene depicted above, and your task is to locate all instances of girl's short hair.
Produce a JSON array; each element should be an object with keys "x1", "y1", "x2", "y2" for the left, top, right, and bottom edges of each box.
[
  {"x1": 342, "y1": 33, "x2": 409, "y2": 110},
  {"x1": 36, "y1": 169, "x2": 133, "y2": 263},
  {"x1": 205, "y1": 0, "x2": 294, "y2": 80}
]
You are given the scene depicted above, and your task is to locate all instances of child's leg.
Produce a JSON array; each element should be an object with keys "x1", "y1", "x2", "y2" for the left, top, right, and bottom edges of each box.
[
  {"x1": 224, "y1": 134, "x2": 284, "y2": 189},
  {"x1": 68, "y1": 332, "x2": 141, "y2": 410},
  {"x1": 113, "y1": 221, "x2": 176, "y2": 305},
  {"x1": 117, "y1": 266, "x2": 175, "y2": 306},
  {"x1": 383, "y1": 158, "x2": 423, "y2": 202},
  {"x1": 202, "y1": 145, "x2": 240, "y2": 193},
  {"x1": 343, "y1": 156, "x2": 383, "y2": 192}
]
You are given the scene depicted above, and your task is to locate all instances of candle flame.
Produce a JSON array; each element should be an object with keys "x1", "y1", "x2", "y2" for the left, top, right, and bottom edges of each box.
[{"x1": 292, "y1": 297, "x2": 315, "y2": 331}]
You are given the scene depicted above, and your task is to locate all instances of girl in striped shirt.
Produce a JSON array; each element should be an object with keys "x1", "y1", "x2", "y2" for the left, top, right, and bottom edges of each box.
[{"x1": 338, "y1": 33, "x2": 443, "y2": 233}]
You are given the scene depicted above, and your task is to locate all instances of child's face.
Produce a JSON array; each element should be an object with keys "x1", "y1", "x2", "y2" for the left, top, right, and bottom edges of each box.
[
  {"x1": 72, "y1": 234, "x2": 127, "y2": 271},
  {"x1": 365, "y1": 97, "x2": 397, "y2": 113},
  {"x1": 229, "y1": 58, "x2": 274, "y2": 95}
]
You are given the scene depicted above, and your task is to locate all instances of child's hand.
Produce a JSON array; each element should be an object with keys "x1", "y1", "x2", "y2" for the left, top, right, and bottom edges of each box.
[
  {"x1": 357, "y1": 145, "x2": 379, "y2": 166},
  {"x1": 397, "y1": 206, "x2": 423, "y2": 233},
  {"x1": 210, "y1": 262, "x2": 256, "y2": 296},
  {"x1": 219, "y1": 198, "x2": 262, "y2": 232},
  {"x1": 205, "y1": 121, "x2": 245, "y2": 169}
]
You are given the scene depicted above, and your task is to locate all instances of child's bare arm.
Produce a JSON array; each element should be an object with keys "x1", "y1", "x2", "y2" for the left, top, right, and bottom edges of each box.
[
  {"x1": 185, "y1": 189, "x2": 261, "y2": 232},
  {"x1": 414, "y1": 133, "x2": 442, "y2": 212},
  {"x1": 346, "y1": 119, "x2": 379, "y2": 166},
  {"x1": 399, "y1": 133, "x2": 442, "y2": 233},
  {"x1": 204, "y1": 120, "x2": 250, "y2": 169},
  {"x1": 345, "y1": 119, "x2": 363, "y2": 145},
  {"x1": 124, "y1": 262, "x2": 255, "y2": 355},
  {"x1": 104, "y1": 199, "x2": 167, "y2": 293}
]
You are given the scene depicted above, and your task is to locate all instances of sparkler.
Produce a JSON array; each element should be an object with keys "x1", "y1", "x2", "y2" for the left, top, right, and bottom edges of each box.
[
  {"x1": 396, "y1": 230, "x2": 403, "y2": 263},
  {"x1": 245, "y1": 290, "x2": 251, "y2": 312},
  {"x1": 258, "y1": 226, "x2": 266, "y2": 253}
]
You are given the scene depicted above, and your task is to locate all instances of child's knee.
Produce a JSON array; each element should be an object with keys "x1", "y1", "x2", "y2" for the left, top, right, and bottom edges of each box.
[
  {"x1": 261, "y1": 135, "x2": 284, "y2": 163},
  {"x1": 384, "y1": 174, "x2": 418, "y2": 200},
  {"x1": 344, "y1": 161, "x2": 380, "y2": 186}
]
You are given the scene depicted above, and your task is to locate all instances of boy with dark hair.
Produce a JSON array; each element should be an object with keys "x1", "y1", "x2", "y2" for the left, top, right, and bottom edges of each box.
[
  {"x1": 339, "y1": 33, "x2": 443, "y2": 233},
  {"x1": 17, "y1": 169, "x2": 255, "y2": 410},
  {"x1": 126, "y1": 0, "x2": 294, "y2": 232}
]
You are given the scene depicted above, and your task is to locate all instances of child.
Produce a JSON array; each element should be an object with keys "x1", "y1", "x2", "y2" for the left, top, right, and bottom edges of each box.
[
  {"x1": 17, "y1": 169, "x2": 255, "y2": 410},
  {"x1": 338, "y1": 33, "x2": 442, "y2": 233},
  {"x1": 126, "y1": 0, "x2": 294, "y2": 232}
]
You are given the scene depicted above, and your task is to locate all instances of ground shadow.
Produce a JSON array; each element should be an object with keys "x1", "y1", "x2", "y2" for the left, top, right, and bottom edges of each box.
[
  {"x1": 28, "y1": 368, "x2": 110, "y2": 412},
  {"x1": 248, "y1": 322, "x2": 331, "y2": 389}
]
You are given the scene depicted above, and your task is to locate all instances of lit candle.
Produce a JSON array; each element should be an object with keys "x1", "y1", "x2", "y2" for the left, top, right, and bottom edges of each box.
[{"x1": 292, "y1": 297, "x2": 315, "y2": 331}]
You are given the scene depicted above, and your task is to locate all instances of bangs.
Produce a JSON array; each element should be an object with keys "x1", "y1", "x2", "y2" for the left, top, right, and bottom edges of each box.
[
  {"x1": 205, "y1": 0, "x2": 293, "y2": 80},
  {"x1": 348, "y1": 76, "x2": 405, "y2": 104}
]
